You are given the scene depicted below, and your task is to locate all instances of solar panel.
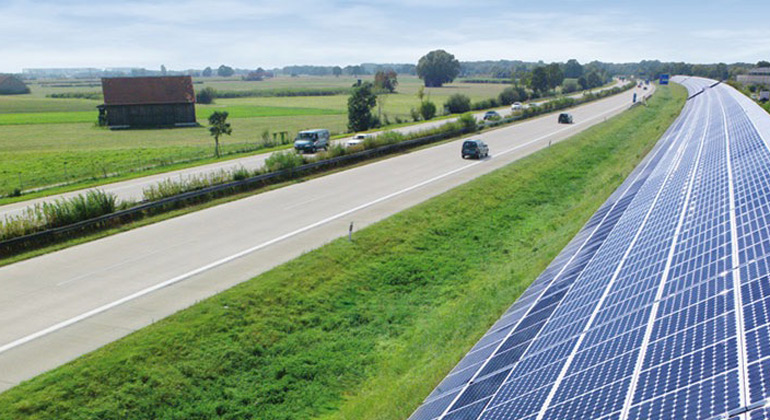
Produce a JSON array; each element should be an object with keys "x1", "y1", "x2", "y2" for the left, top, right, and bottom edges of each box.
[{"x1": 410, "y1": 77, "x2": 770, "y2": 420}]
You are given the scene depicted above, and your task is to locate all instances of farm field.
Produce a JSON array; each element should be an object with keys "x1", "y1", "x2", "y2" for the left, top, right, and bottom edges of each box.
[
  {"x1": 0, "y1": 85, "x2": 686, "y2": 419},
  {"x1": 0, "y1": 75, "x2": 509, "y2": 196}
]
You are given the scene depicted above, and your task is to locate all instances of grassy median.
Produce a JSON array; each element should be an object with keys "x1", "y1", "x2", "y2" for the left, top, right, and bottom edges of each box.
[{"x1": 0, "y1": 84, "x2": 686, "y2": 419}]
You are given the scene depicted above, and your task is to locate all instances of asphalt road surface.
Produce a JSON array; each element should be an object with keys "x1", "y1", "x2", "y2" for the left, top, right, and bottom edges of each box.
[
  {"x1": 0, "y1": 81, "x2": 627, "y2": 220},
  {"x1": 0, "y1": 83, "x2": 651, "y2": 392}
]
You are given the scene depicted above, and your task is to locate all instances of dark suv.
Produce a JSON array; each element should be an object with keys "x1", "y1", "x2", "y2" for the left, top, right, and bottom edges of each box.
[
  {"x1": 558, "y1": 113, "x2": 573, "y2": 124},
  {"x1": 461, "y1": 139, "x2": 489, "y2": 159}
]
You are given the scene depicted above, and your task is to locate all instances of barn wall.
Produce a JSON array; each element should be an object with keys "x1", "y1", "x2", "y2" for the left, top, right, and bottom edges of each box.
[{"x1": 105, "y1": 103, "x2": 196, "y2": 127}]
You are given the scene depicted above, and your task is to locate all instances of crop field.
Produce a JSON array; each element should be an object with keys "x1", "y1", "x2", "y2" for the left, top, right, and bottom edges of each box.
[
  {"x1": 0, "y1": 85, "x2": 687, "y2": 420},
  {"x1": 0, "y1": 75, "x2": 508, "y2": 196}
]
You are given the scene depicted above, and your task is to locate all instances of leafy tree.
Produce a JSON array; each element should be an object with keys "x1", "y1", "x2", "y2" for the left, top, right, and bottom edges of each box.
[
  {"x1": 564, "y1": 59, "x2": 583, "y2": 78},
  {"x1": 374, "y1": 69, "x2": 398, "y2": 93},
  {"x1": 196, "y1": 87, "x2": 216, "y2": 104},
  {"x1": 445, "y1": 93, "x2": 471, "y2": 114},
  {"x1": 529, "y1": 66, "x2": 549, "y2": 93},
  {"x1": 333, "y1": 66, "x2": 342, "y2": 77},
  {"x1": 217, "y1": 65, "x2": 235, "y2": 77},
  {"x1": 208, "y1": 111, "x2": 232, "y2": 158},
  {"x1": 546, "y1": 63, "x2": 564, "y2": 90},
  {"x1": 202, "y1": 67, "x2": 213, "y2": 77},
  {"x1": 757, "y1": 61, "x2": 770, "y2": 68},
  {"x1": 586, "y1": 71, "x2": 603, "y2": 89},
  {"x1": 416, "y1": 49, "x2": 460, "y2": 87},
  {"x1": 499, "y1": 86, "x2": 528, "y2": 105},
  {"x1": 419, "y1": 100, "x2": 436, "y2": 120},
  {"x1": 347, "y1": 81, "x2": 378, "y2": 132},
  {"x1": 578, "y1": 75, "x2": 588, "y2": 90}
]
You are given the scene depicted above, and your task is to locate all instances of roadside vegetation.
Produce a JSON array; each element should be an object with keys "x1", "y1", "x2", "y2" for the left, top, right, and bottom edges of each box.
[{"x1": 0, "y1": 84, "x2": 686, "y2": 419}]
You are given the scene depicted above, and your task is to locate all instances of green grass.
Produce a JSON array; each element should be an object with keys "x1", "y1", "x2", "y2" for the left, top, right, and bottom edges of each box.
[{"x1": 0, "y1": 84, "x2": 686, "y2": 419}]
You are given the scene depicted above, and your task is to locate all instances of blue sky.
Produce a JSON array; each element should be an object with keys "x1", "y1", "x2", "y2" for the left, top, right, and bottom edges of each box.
[{"x1": 0, "y1": 0, "x2": 768, "y2": 72}]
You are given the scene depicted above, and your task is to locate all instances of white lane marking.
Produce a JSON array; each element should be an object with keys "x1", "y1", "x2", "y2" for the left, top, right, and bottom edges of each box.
[
  {"x1": 283, "y1": 195, "x2": 324, "y2": 211},
  {"x1": 0, "y1": 92, "x2": 636, "y2": 356}
]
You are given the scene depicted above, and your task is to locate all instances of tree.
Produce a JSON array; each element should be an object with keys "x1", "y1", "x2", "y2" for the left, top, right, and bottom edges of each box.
[
  {"x1": 419, "y1": 100, "x2": 436, "y2": 120},
  {"x1": 160, "y1": 64, "x2": 167, "y2": 75},
  {"x1": 529, "y1": 66, "x2": 549, "y2": 93},
  {"x1": 347, "y1": 81, "x2": 378, "y2": 132},
  {"x1": 586, "y1": 71, "x2": 603, "y2": 89},
  {"x1": 445, "y1": 93, "x2": 471, "y2": 114},
  {"x1": 499, "y1": 86, "x2": 527, "y2": 105},
  {"x1": 196, "y1": 87, "x2": 216, "y2": 104},
  {"x1": 578, "y1": 75, "x2": 588, "y2": 90},
  {"x1": 217, "y1": 65, "x2": 235, "y2": 77},
  {"x1": 416, "y1": 49, "x2": 460, "y2": 87},
  {"x1": 202, "y1": 66, "x2": 213, "y2": 77},
  {"x1": 208, "y1": 111, "x2": 232, "y2": 158},
  {"x1": 564, "y1": 59, "x2": 583, "y2": 78},
  {"x1": 374, "y1": 69, "x2": 398, "y2": 93},
  {"x1": 546, "y1": 63, "x2": 564, "y2": 90},
  {"x1": 333, "y1": 66, "x2": 342, "y2": 77},
  {"x1": 757, "y1": 61, "x2": 770, "y2": 68}
]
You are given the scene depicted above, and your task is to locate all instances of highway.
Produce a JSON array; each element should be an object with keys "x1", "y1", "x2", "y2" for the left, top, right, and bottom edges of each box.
[
  {"x1": 0, "y1": 83, "x2": 648, "y2": 392},
  {"x1": 0, "y1": 81, "x2": 627, "y2": 220}
]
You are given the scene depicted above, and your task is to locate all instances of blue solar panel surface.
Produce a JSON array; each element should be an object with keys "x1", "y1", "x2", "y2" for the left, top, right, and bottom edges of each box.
[{"x1": 409, "y1": 77, "x2": 770, "y2": 420}]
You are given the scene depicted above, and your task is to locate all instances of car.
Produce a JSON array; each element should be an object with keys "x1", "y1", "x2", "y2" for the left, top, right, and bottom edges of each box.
[
  {"x1": 461, "y1": 139, "x2": 489, "y2": 159},
  {"x1": 346, "y1": 133, "x2": 372, "y2": 147},
  {"x1": 511, "y1": 102, "x2": 523, "y2": 111},
  {"x1": 294, "y1": 129, "x2": 330, "y2": 153},
  {"x1": 558, "y1": 113, "x2": 573, "y2": 124},
  {"x1": 483, "y1": 110, "x2": 501, "y2": 121}
]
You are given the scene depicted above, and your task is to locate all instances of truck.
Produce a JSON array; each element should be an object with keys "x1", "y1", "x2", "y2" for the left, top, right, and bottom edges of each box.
[{"x1": 294, "y1": 129, "x2": 330, "y2": 153}]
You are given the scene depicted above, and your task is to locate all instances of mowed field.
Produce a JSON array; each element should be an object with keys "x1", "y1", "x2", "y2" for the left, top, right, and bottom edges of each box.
[{"x1": 0, "y1": 75, "x2": 508, "y2": 196}]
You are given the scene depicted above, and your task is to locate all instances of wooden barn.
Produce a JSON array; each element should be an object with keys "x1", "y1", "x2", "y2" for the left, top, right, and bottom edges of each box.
[
  {"x1": 0, "y1": 75, "x2": 30, "y2": 95},
  {"x1": 98, "y1": 76, "x2": 197, "y2": 128}
]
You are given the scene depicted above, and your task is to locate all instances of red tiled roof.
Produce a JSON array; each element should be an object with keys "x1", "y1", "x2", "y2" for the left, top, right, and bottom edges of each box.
[{"x1": 101, "y1": 76, "x2": 195, "y2": 106}]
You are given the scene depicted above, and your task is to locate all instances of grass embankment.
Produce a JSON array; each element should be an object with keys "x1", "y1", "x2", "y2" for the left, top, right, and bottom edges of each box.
[{"x1": 0, "y1": 85, "x2": 686, "y2": 419}]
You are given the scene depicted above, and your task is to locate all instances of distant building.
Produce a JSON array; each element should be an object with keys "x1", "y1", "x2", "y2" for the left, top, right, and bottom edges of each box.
[
  {"x1": 98, "y1": 76, "x2": 197, "y2": 128},
  {"x1": 0, "y1": 75, "x2": 30, "y2": 94},
  {"x1": 737, "y1": 67, "x2": 770, "y2": 87}
]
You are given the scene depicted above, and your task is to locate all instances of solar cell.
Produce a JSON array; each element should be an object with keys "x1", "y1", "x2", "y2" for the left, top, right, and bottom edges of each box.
[{"x1": 409, "y1": 77, "x2": 770, "y2": 420}]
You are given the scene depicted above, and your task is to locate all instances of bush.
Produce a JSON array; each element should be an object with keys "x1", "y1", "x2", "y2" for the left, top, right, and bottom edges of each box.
[
  {"x1": 410, "y1": 108, "x2": 421, "y2": 122},
  {"x1": 264, "y1": 151, "x2": 307, "y2": 172},
  {"x1": 562, "y1": 79, "x2": 579, "y2": 94},
  {"x1": 472, "y1": 98, "x2": 499, "y2": 111},
  {"x1": 196, "y1": 87, "x2": 216, "y2": 104},
  {"x1": 498, "y1": 87, "x2": 518, "y2": 105},
  {"x1": 445, "y1": 93, "x2": 471, "y2": 114},
  {"x1": 457, "y1": 113, "x2": 478, "y2": 131},
  {"x1": 420, "y1": 101, "x2": 437, "y2": 120}
]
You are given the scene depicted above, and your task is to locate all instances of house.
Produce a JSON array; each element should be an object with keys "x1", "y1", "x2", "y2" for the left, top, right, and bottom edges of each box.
[
  {"x1": 0, "y1": 75, "x2": 30, "y2": 95},
  {"x1": 98, "y1": 76, "x2": 197, "y2": 128},
  {"x1": 737, "y1": 67, "x2": 770, "y2": 87}
]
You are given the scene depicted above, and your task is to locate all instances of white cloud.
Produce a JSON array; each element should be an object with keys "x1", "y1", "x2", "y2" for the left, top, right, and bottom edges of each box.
[{"x1": 0, "y1": 0, "x2": 767, "y2": 72}]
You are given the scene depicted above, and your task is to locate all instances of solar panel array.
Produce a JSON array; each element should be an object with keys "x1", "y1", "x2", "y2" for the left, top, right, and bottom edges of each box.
[{"x1": 410, "y1": 77, "x2": 770, "y2": 420}]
